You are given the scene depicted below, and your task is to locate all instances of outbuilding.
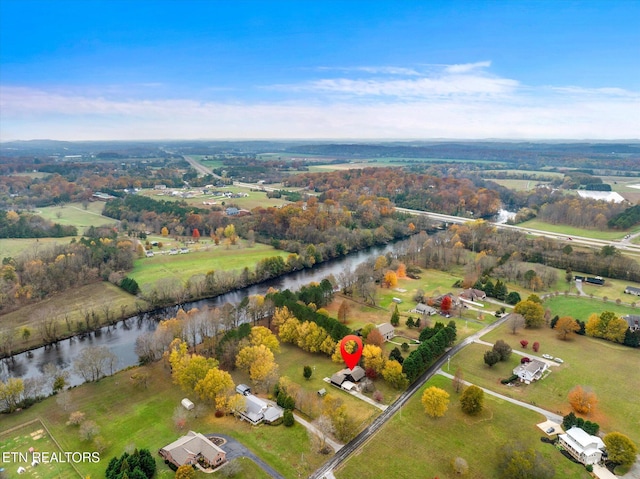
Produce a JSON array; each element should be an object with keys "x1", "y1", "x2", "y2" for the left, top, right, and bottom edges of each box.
[{"x1": 181, "y1": 398, "x2": 195, "y2": 411}]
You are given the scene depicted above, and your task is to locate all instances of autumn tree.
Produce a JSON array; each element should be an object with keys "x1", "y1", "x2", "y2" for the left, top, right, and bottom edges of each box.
[
  {"x1": 441, "y1": 295, "x2": 452, "y2": 313},
  {"x1": 194, "y1": 367, "x2": 235, "y2": 412},
  {"x1": 381, "y1": 360, "x2": 408, "y2": 389},
  {"x1": 236, "y1": 344, "x2": 278, "y2": 391},
  {"x1": 366, "y1": 328, "x2": 384, "y2": 347},
  {"x1": 362, "y1": 344, "x2": 386, "y2": 375},
  {"x1": 161, "y1": 226, "x2": 169, "y2": 237},
  {"x1": 383, "y1": 270, "x2": 398, "y2": 288},
  {"x1": 192, "y1": 228, "x2": 200, "y2": 241},
  {"x1": 554, "y1": 316, "x2": 580, "y2": 340},
  {"x1": 568, "y1": 385, "x2": 597, "y2": 414},
  {"x1": 514, "y1": 300, "x2": 545, "y2": 328},
  {"x1": 337, "y1": 300, "x2": 350, "y2": 324},
  {"x1": 421, "y1": 386, "x2": 450, "y2": 418},
  {"x1": 586, "y1": 311, "x2": 628, "y2": 343},
  {"x1": 603, "y1": 432, "x2": 638, "y2": 467},
  {"x1": 396, "y1": 263, "x2": 406, "y2": 278},
  {"x1": 0, "y1": 377, "x2": 24, "y2": 412},
  {"x1": 247, "y1": 326, "x2": 280, "y2": 353},
  {"x1": 175, "y1": 464, "x2": 195, "y2": 479},
  {"x1": 460, "y1": 385, "x2": 484, "y2": 415}
]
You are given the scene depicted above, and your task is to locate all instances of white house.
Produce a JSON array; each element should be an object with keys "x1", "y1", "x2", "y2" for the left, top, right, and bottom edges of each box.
[
  {"x1": 411, "y1": 303, "x2": 437, "y2": 315},
  {"x1": 558, "y1": 427, "x2": 605, "y2": 465},
  {"x1": 512, "y1": 359, "x2": 548, "y2": 383},
  {"x1": 159, "y1": 431, "x2": 226, "y2": 469},
  {"x1": 238, "y1": 394, "x2": 284, "y2": 425},
  {"x1": 376, "y1": 323, "x2": 395, "y2": 341}
]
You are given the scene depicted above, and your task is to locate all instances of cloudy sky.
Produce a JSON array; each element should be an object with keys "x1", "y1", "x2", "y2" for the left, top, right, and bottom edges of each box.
[{"x1": 1, "y1": 0, "x2": 639, "y2": 141}]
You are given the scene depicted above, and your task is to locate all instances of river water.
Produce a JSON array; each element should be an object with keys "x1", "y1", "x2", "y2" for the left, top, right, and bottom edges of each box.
[{"x1": 1, "y1": 240, "x2": 408, "y2": 387}]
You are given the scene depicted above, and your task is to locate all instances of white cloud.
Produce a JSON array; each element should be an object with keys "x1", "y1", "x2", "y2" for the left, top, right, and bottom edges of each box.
[
  {"x1": 444, "y1": 61, "x2": 492, "y2": 73},
  {"x1": 1, "y1": 61, "x2": 639, "y2": 141}
]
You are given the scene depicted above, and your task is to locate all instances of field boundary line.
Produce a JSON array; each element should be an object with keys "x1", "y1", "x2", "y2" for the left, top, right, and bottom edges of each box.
[
  {"x1": 0, "y1": 417, "x2": 40, "y2": 436},
  {"x1": 39, "y1": 416, "x2": 84, "y2": 478}
]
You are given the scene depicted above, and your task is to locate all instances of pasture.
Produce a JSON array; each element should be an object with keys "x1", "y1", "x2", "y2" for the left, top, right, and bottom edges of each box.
[
  {"x1": 334, "y1": 374, "x2": 590, "y2": 479},
  {"x1": 36, "y1": 202, "x2": 117, "y2": 230},
  {"x1": 129, "y1": 241, "x2": 290, "y2": 291},
  {"x1": 0, "y1": 360, "x2": 330, "y2": 479},
  {"x1": 471, "y1": 320, "x2": 640, "y2": 445},
  {"x1": 519, "y1": 218, "x2": 637, "y2": 240}
]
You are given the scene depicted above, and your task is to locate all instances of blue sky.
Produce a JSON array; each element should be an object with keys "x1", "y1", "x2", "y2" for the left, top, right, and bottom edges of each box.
[{"x1": 1, "y1": 0, "x2": 639, "y2": 140}]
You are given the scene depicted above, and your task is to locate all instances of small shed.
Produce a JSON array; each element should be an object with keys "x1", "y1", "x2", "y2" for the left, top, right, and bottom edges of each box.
[
  {"x1": 181, "y1": 398, "x2": 195, "y2": 411},
  {"x1": 317, "y1": 388, "x2": 327, "y2": 397}
]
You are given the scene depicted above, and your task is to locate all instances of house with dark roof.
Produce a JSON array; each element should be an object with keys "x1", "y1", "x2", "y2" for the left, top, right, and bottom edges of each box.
[
  {"x1": 159, "y1": 431, "x2": 226, "y2": 469},
  {"x1": 624, "y1": 286, "x2": 640, "y2": 296},
  {"x1": 330, "y1": 366, "x2": 366, "y2": 388},
  {"x1": 459, "y1": 288, "x2": 486, "y2": 301},
  {"x1": 623, "y1": 315, "x2": 640, "y2": 331}
]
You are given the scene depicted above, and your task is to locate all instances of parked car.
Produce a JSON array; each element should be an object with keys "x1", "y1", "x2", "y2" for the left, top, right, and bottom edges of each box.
[
  {"x1": 546, "y1": 427, "x2": 555, "y2": 434},
  {"x1": 542, "y1": 354, "x2": 553, "y2": 359},
  {"x1": 554, "y1": 357, "x2": 564, "y2": 363}
]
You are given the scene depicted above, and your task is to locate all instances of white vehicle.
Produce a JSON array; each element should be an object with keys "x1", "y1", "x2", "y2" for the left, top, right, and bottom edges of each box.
[
  {"x1": 542, "y1": 354, "x2": 553, "y2": 359},
  {"x1": 554, "y1": 357, "x2": 564, "y2": 363}
]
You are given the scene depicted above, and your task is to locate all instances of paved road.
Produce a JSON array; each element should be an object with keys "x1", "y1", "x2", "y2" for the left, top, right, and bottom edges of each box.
[
  {"x1": 436, "y1": 370, "x2": 562, "y2": 422},
  {"x1": 309, "y1": 313, "x2": 513, "y2": 479},
  {"x1": 205, "y1": 433, "x2": 286, "y2": 479}
]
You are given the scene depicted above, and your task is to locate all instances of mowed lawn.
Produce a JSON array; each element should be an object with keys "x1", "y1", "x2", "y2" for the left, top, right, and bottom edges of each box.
[
  {"x1": 466, "y1": 322, "x2": 640, "y2": 445},
  {"x1": 0, "y1": 236, "x2": 79, "y2": 260},
  {"x1": 0, "y1": 360, "x2": 331, "y2": 479},
  {"x1": 129, "y1": 242, "x2": 290, "y2": 291},
  {"x1": 335, "y1": 375, "x2": 590, "y2": 479},
  {"x1": 37, "y1": 201, "x2": 117, "y2": 229},
  {"x1": 0, "y1": 420, "x2": 79, "y2": 478},
  {"x1": 543, "y1": 294, "x2": 640, "y2": 320}
]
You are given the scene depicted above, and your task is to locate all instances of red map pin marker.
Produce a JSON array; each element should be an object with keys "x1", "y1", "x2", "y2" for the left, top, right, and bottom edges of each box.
[{"x1": 340, "y1": 335, "x2": 363, "y2": 370}]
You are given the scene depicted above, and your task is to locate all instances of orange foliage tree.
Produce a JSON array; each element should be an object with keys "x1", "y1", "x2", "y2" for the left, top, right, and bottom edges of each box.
[{"x1": 568, "y1": 385, "x2": 597, "y2": 414}]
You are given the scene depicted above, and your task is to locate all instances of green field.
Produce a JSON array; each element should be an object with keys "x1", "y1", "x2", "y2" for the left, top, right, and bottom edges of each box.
[
  {"x1": 543, "y1": 294, "x2": 639, "y2": 320},
  {"x1": 472, "y1": 321, "x2": 640, "y2": 445},
  {"x1": 0, "y1": 360, "x2": 330, "y2": 479},
  {"x1": 0, "y1": 236, "x2": 80, "y2": 260},
  {"x1": 138, "y1": 186, "x2": 289, "y2": 210},
  {"x1": 488, "y1": 178, "x2": 551, "y2": 191},
  {"x1": 36, "y1": 202, "x2": 117, "y2": 229},
  {"x1": 129, "y1": 241, "x2": 290, "y2": 291},
  {"x1": 335, "y1": 375, "x2": 590, "y2": 479},
  {"x1": 519, "y1": 218, "x2": 638, "y2": 240},
  {"x1": 0, "y1": 419, "x2": 80, "y2": 478}
]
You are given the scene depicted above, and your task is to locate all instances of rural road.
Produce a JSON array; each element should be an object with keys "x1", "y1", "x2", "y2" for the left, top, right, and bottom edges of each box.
[{"x1": 308, "y1": 313, "x2": 513, "y2": 479}]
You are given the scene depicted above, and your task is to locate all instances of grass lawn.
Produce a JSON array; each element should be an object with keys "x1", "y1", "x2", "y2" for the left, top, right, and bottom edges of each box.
[
  {"x1": 0, "y1": 283, "x2": 147, "y2": 350},
  {"x1": 0, "y1": 419, "x2": 80, "y2": 478},
  {"x1": 334, "y1": 375, "x2": 590, "y2": 479},
  {"x1": 519, "y1": 218, "x2": 638, "y2": 240},
  {"x1": 0, "y1": 236, "x2": 80, "y2": 260},
  {"x1": 0, "y1": 361, "x2": 330, "y2": 479},
  {"x1": 36, "y1": 202, "x2": 117, "y2": 229},
  {"x1": 543, "y1": 294, "x2": 640, "y2": 321},
  {"x1": 129, "y1": 241, "x2": 289, "y2": 291},
  {"x1": 472, "y1": 322, "x2": 640, "y2": 445},
  {"x1": 489, "y1": 179, "x2": 551, "y2": 191}
]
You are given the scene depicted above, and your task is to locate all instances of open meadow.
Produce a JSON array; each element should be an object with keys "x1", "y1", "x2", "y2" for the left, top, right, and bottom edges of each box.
[
  {"x1": 36, "y1": 201, "x2": 117, "y2": 229},
  {"x1": 129, "y1": 241, "x2": 290, "y2": 291},
  {"x1": 0, "y1": 360, "x2": 330, "y2": 479},
  {"x1": 0, "y1": 282, "x2": 147, "y2": 351},
  {"x1": 463, "y1": 320, "x2": 640, "y2": 445},
  {"x1": 543, "y1": 294, "x2": 640, "y2": 320},
  {"x1": 334, "y1": 374, "x2": 590, "y2": 479}
]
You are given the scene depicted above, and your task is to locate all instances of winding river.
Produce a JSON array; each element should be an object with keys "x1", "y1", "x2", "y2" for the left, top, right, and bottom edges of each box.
[{"x1": 1, "y1": 240, "x2": 409, "y2": 387}]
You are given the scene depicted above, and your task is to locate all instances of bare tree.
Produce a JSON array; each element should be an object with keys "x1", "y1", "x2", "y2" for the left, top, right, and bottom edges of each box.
[
  {"x1": 73, "y1": 346, "x2": 118, "y2": 382},
  {"x1": 508, "y1": 313, "x2": 525, "y2": 334},
  {"x1": 312, "y1": 414, "x2": 335, "y2": 454}
]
